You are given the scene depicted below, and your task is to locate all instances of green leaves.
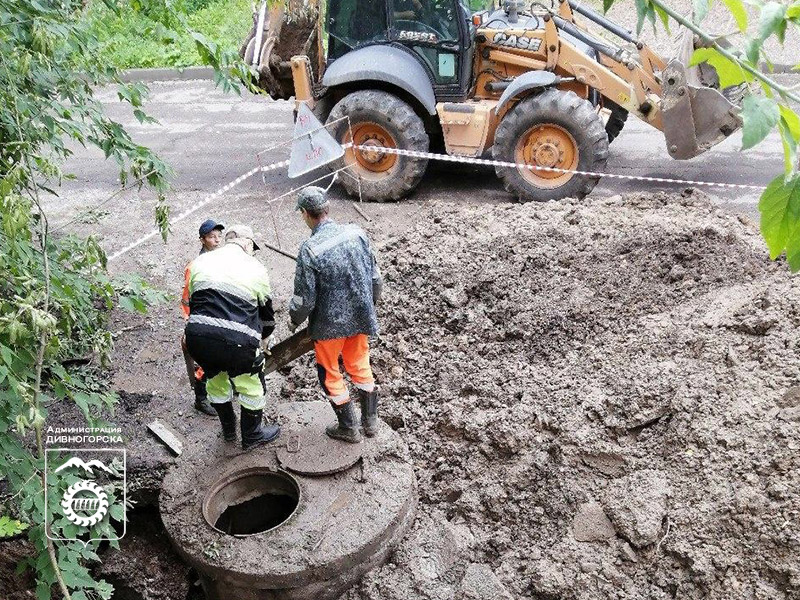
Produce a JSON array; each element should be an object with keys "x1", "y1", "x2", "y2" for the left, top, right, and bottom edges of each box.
[
  {"x1": 760, "y1": 174, "x2": 800, "y2": 270},
  {"x1": 689, "y1": 48, "x2": 753, "y2": 88},
  {"x1": 119, "y1": 294, "x2": 148, "y2": 313},
  {"x1": 0, "y1": 515, "x2": 29, "y2": 537},
  {"x1": 633, "y1": 0, "x2": 657, "y2": 33},
  {"x1": 721, "y1": 0, "x2": 748, "y2": 32},
  {"x1": 758, "y1": 1, "x2": 787, "y2": 43},
  {"x1": 741, "y1": 95, "x2": 780, "y2": 150},
  {"x1": 778, "y1": 105, "x2": 800, "y2": 172}
]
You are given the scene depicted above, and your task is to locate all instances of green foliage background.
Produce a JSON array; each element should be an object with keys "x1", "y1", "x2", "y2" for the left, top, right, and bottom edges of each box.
[
  {"x1": 0, "y1": 0, "x2": 251, "y2": 598},
  {"x1": 87, "y1": 0, "x2": 253, "y2": 69}
]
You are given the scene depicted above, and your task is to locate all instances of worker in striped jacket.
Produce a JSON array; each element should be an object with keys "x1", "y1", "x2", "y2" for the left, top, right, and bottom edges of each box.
[{"x1": 184, "y1": 225, "x2": 279, "y2": 450}]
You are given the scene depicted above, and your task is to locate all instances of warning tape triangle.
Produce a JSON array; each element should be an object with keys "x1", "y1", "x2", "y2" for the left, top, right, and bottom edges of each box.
[{"x1": 287, "y1": 103, "x2": 345, "y2": 179}]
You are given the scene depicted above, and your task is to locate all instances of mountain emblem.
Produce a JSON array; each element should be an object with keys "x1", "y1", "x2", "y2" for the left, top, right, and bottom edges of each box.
[{"x1": 54, "y1": 457, "x2": 116, "y2": 476}]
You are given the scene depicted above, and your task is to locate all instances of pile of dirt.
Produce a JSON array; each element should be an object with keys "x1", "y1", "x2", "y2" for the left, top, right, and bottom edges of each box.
[{"x1": 279, "y1": 190, "x2": 800, "y2": 600}]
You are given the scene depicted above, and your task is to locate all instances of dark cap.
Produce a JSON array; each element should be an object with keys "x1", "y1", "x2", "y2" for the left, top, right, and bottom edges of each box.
[
  {"x1": 199, "y1": 219, "x2": 224, "y2": 237},
  {"x1": 295, "y1": 186, "x2": 329, "y2": 211}
]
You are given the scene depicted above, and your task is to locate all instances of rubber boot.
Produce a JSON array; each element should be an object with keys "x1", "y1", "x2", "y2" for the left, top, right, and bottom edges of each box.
[
  {"x1": 212, "y1": 401, "x2": 237, "y2": 442},
  {"x1": 356, "y1": 387, "x2": 379, "y2": 437},
  {"x1": 326, "y1": 400, "x2": 362, "y2": 444},
  {"x1": 241, "y1": 407, "x2": 280, "y2": 451},
  {"x1": 194, "y1": 381, "x2": 216, "y2": 416}
]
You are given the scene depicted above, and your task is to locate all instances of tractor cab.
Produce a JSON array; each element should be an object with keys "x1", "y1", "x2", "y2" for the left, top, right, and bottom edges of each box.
[{"x1": 326, "y1": 0, "x2": 476, "y2": 100}]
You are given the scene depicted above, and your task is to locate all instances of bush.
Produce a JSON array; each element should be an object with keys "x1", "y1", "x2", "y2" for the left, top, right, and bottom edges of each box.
[{"x1": 88, "y1": 0, "x2": 253, "y2": 69}]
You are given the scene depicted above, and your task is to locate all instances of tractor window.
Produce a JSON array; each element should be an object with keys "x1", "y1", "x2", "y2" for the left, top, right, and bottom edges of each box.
[
  {"x1": 392, "y1": 0, "x2": 459, "y2": 43},
  {"x1": 326, "y1": 0, "x2": 390, "y2": 60}
]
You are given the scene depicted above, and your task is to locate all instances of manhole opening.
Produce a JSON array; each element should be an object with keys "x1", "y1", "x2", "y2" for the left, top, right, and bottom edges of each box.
[{"x1": 203, "y1": 468, "x2": 299, "y2": 537}]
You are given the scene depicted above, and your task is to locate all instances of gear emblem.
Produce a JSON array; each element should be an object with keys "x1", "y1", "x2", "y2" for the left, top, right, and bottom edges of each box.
[{"x1": 60, "y1": 481, "x2": 109, "y2": 528}]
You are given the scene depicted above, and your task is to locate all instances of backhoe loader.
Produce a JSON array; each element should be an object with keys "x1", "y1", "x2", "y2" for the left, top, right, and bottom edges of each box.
[{"x1": 241, "y1": 0, "x2": 743, "y2": 202}]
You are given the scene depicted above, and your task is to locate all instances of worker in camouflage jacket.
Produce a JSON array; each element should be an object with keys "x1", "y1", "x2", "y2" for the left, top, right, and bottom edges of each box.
[{"x1": 289, "y1": 186, "x2": 383, "y2": 443}]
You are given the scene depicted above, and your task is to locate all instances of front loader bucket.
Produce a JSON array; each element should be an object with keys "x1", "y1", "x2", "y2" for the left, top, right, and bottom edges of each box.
[
  {"x1": 660, "y1": 30, "x2": 743, "y2": 160},
  {"x1": 240, "y1": 1, "x2": 319, "y2": 100}
]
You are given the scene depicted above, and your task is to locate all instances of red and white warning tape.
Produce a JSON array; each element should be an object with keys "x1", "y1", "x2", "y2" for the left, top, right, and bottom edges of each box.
[
  {"x1": 353, "y1": 145, "x2": 767, "y2": 192},
  {"x1": 107, "y1": 160, "x2": 289, "y2": 262},
  {"x1": 107, "y1": 144, "x2": 764, "y2": 262}
]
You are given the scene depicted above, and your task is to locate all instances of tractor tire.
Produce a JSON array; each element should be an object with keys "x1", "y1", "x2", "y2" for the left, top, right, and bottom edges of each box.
[
  {"x1": 604, "y1": 100, "x2": 628, "y2": 143},
  {"x1": 326, "y1": 90, "x2": 429, "y2": 202},
  {"x1": 493, "y1": 89, "x2": 609, "y2": 202}
]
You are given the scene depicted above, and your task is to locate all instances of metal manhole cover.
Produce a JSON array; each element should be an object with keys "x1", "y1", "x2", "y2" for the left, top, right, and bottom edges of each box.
[{"x1": 277, "y1": 431, "x2": 363, "y2": 476}]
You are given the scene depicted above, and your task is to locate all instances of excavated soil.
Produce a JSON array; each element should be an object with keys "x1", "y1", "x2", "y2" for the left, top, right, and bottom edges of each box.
[
  {"x1": 10, "y1": 190, "x2": 800, "y2": 600},
  {"x1": 278, "y1": 190, "x2": 800, "y2": 600}
]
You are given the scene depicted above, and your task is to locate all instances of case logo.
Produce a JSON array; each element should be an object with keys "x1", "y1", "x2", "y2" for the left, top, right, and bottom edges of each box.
[{"x1": 492, "y1": 32, "x2": 542, "y2": 51}]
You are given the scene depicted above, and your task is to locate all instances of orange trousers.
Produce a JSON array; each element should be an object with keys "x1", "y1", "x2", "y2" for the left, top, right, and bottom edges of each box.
[{"x1": 314, "y1": 334, "x2": 374, "y2": 405}]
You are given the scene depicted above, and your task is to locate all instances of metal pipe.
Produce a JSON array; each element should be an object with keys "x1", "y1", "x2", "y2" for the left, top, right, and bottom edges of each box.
[
  {"x1": 567, "y1": 0, "x2": 638, "y2": 45},
  {"x1": 552, "y1": 15, "x2": 626, "y2": 63},
  {"x1": 485, "y1": 80, "x2": 511, "y2": 92}
]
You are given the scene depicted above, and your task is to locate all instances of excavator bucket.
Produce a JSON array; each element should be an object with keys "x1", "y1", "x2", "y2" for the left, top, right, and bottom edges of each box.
[
  {"x1": 240, "y1": 1, "x2": 320, "y2": 100},
  {"x1": 660, "y1": 29, "x2": 744, "y2": 160}
]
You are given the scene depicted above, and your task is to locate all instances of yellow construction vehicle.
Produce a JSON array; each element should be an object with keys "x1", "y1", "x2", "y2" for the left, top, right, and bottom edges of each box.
[{"x1": 242, "y1": 0, "x2": 743, "y2": 201}]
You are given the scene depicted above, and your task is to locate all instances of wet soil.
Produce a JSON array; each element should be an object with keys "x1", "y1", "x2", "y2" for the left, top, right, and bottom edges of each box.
[
  {"x1": 317, "y1": 190, "x2": 800, "y2": 600},
  {"x1": 0, "y1": 538, "x2": 36, "y2": 600},
  {"x1": 96, "y1": 507, "x2": 193, "y2": 600},
  {"x1": 8, "y1": 190, "x2": 800, "y2": 599}
]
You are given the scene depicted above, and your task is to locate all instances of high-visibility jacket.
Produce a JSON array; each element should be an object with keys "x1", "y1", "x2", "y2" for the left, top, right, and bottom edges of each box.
[
  {"x1": 185, "y1": 244, "x2": 275, "y2": 348},
  {"x1": 289, "y1": 219, "x2": 382, "y2": 340}
]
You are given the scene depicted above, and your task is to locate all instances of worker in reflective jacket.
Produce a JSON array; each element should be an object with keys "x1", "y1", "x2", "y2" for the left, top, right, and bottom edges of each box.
[
  {"x1": 185, "y1": 224, "x2": 279, "y2": 450},
  {"x1": 289, "y1": 187, "x2": 383, "y2": 443}
]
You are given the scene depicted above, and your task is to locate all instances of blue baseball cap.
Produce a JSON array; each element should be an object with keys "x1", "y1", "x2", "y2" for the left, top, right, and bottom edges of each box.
[{"x1": 199, "y1": 219, "x2": 224, "y2": 237}]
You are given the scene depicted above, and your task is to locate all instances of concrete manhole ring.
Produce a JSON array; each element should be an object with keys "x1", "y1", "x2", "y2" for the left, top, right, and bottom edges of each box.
[{"x1": 160, "y1": 401, "x2": 417, "y2": 600}]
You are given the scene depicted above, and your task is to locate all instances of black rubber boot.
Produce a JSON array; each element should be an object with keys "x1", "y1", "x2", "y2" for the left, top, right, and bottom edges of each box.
[
  {"x1": 193, "y1": 380, "x2": 216, "y2": 416},
  {"x1": 212, "y1": 401, "x2": 237, "y2": 442},
  {"x1": 241, "y1": 407, "x2": 280, "y2": 451},
  {"x1": 326, "y1": 400, "x2": 362, "y2": 444},
  {"x1": 356, "y1": 387, "x2": 379, "y2": 437}
]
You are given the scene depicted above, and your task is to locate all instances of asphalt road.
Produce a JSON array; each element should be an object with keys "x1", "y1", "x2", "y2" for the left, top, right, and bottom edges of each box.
[{"x1": 52, "y1": 78, "x2": 784, "y2": 266}]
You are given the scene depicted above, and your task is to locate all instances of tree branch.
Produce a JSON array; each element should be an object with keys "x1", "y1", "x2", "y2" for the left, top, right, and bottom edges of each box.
[{"x1": 649, "y1": 0, "x2": 800, "y2": 105}]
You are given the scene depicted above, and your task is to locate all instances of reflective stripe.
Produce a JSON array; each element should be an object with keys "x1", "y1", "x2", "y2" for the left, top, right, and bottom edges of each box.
[
  {"x1": 307, "y1": 228, "x2": 361, "y2": 258},
  {"x1": 353, "y1": 381, "x2": 375, "y2": 392},
  {"x1": 329, "y1": 391, "x2": 350, "y2": 405},
  {"x1": 192, "y1": 279, "x2": 257, "y2": 305},
  {"x1": 291, "y1": 294, "x2": 304, "y2": 307},
  {"x1": 209, "y1": 393, "x2": 233, "y2": 404},
  {"x1": 238, "y1": 394, "x2": 266, "y2": 411},
  {"x1": 188, "y1": 315, "x2": 261, "y2": 341}
]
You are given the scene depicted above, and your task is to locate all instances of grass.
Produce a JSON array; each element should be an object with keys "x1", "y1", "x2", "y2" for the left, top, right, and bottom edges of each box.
[{"x1": 88, "y1": 0, "x2": 253, "y2": 69}]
